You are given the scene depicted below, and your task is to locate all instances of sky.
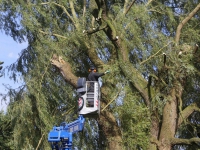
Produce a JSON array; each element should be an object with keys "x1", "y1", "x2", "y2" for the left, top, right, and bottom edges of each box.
[{"x1": 0, "y1": 32, "x2": 28, "y2": 112}]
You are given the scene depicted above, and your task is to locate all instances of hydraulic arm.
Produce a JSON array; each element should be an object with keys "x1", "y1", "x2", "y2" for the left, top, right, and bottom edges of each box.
[
  {"x1": 48, "y1": 115, "x2": 85, "y2": 150},
  {"x1": 48, "y1": 79, "x2": 101, "y2": 149}
]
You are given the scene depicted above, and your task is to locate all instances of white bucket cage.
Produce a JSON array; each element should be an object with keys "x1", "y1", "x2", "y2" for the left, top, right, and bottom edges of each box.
[{"x1": 77, "y1": 78, "x2": 100, "y2": 116}]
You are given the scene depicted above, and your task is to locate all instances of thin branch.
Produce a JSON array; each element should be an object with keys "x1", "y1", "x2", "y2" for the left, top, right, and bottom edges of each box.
[
  {"x1": 39, "y1": 30, "x2": 67, "y2": 39},
  {"x1": 37, "y1": 53, "x2": 53, "y2": 105},
  {"x1": 83, "y1": 25, "x2": 107, "y2": 34},
  {"x1": 140, "y1": 41, "x2": 173, "y2": 65},
  {"x1": 83, "y1": 0, "x2": 86, "y2": 17},
  {"x1": 175, "y1": 3, "x2": 200, "y2": 44},
  {"x1": 101, "y1": 90, "x2": 120, "y2": 111},
  {"x1": 36, "y1": 133, "x2": 45, "y2": 150},
  {"x1": 41, "y1": 2, "x2": 76, "y2": 26},
  {"x1": 146, "y1": 0, "x2": 154, "y2": 6},
  {"x1": 124, "y1": 0, "x2": 136, "y2": 15},
  {"x1": 69, "y1": 1, "x2": 79, "y2": 29},
  {"x1": 62, "y1": 106, "x2": 75, "y2": 116},
  {"x1": 148, "y1": 9, "x2": 165, "y2": 14},
  {"x1": 41, "y1": 2, "x2": 50, "y2": 5},
  {"x1": 123, "y1": 0, "x2": 129, "y2": 14},
  {"x1": 52, "y1": 34, "x2": 67, "y2": 39},
  {"x1": 149, "y1": 74, "x2": 159, "y2": 80}
]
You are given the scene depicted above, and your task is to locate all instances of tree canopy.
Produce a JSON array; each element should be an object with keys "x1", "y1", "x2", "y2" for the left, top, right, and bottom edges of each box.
[{"x1": 0, "y1": 0, "x2": 200, "y2": 150}]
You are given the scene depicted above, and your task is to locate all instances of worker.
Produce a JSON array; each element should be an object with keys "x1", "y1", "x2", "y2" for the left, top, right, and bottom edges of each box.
[
  {"x1": 87, "y1": 66, "x2": 110, "y2": 92},
  {"x1": 88, "y1": 66, "x2": 110, "y2": 81}
]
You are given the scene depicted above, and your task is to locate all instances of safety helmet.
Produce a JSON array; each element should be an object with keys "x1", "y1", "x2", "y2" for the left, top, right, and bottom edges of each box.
[
  {"x1": 90, "y1": 66, "x2": 96, "y2": 70},
  {"x1": 89, "y1": 66, "x2": 96, "y2": 72}
]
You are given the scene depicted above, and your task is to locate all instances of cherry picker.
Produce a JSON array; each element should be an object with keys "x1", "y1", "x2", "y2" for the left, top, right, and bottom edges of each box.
[{"x1": 48, "y1": 78, "x2": 100, "y2": 150}]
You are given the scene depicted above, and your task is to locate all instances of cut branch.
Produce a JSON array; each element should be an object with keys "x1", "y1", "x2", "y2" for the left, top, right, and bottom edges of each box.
[
  {"x1": 175, "y1": 3, "x2": 200, "y2": 43},
  {"x1": 83, "y1": 25, "x2": 107, "y2": 34},
  {"x1": 51, "y1": 54, "x2": 78, "y2": 88}
]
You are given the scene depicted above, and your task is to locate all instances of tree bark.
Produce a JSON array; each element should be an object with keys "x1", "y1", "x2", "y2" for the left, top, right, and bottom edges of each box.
[{"x1": 158, "y1": 88, "x2": 178, "y2": 150}]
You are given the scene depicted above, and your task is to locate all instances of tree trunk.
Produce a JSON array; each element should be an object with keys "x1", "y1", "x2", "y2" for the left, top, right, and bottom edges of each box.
[
  {"x1": 159, "y1": 89, "x2": 177, "y2": 147},
  {"x1": 99, "y1": 111, "x2": 122, "y2": 149}
]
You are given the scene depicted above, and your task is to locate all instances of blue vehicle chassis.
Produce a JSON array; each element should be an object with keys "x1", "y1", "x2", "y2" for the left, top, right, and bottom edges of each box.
[{"x1": 48, "y1": 115, "x2": 85, "y2": 150}]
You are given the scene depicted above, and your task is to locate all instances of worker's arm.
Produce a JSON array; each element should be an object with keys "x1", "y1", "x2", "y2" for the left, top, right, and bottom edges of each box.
[
  {"x1": 104, "y1": 70, "x2": 110, "y2": 74},
  {"x1": 94, "y1": 72, "x2": 105, "y2": 77},
  {"x1": 94, "y1": 70, "x2": 110, "y2": 77}
]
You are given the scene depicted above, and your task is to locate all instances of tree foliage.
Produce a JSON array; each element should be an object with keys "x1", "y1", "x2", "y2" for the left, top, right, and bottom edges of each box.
[
  {"x1": 0, "y1": 111, "x2": 13, "y2": 150},
  {"x1": 0, "y1": 0, "x2": 200, "y2": 150}
]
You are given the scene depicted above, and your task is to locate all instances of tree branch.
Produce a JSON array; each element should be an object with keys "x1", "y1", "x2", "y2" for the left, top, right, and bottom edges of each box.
[
  {"x1": 146, "y1": 0, "x2": 154, "y2": 6},
  {"x1": 103, "y1": 19, "x2": 118, "y2": 40},
  {"x1": 39, "y1": 30, "x2": 67, "y2": 39},
  {"x1": 84, "y1": 43, "x2": 105, "y2": 68},
  {"x1": 95, "y1": 0, "x2": 118, "y2": 41},
  {"x1": 119, "y1": 61, "x2": 150, "y2": 106},
  {"x1": 176, "y1": 94, "x2": 186, "y2": 126},
  {"x1": 101, "y1": 90, "x2": 120, "y2": 111},
  {"x1": 51, "y1": 54, "x2": 78, "y2": 88},
  {"x1": 69, "y1": 1, "x2": 80, "y2": 29},
  {"x1": 171, "y1": 137, "x2": 200, "y2": 145},
  {"x1": 124, "y1": 0, "x2": 136, "y2": 15},
  {"x1": 36, "y1": 133, "x2": 44, "y2": 150},
  {"x1": 41, "y1": 2, "x2": 76, "y2": 28},
  {"x1": 123, "y1": 0, "x2": 129, "y2": 14},
  {"x1": 140, "y1": 41, "x2": 173, "y2": 65},
  {"x1": 83, "y1": 25, "x2": 107, "y2": 35},
  {"x1": 83, "y1": 0, "x2": 86, "y2": 17},
  {"x1": 150, "y1": 137, "x2": 161, "y2": 147},
  {"x1": 175, "y1": 3, "x2": 200, "y2": 44},
  {"x1": 177, "y1": 103, "x2": 200, "y2": 127}
]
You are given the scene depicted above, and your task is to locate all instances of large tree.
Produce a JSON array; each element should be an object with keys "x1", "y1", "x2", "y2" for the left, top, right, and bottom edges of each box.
[
  {"x1": 1, "y1": 0, "x2": 200, "y2": 150},
  {"x1": 0, "y1": 62, "x2": 13, "y2": 150}
]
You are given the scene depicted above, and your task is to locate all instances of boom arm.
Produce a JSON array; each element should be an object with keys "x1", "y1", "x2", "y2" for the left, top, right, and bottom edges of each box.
[
  {"x1": 48, "y1": 115, "x2": 85, "y2": 150},
  {"x1": 48, "y1": 78, "x2": 100, "y2": 149}
]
